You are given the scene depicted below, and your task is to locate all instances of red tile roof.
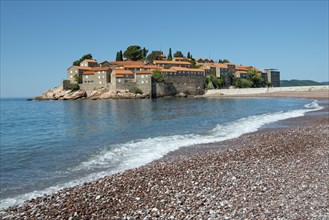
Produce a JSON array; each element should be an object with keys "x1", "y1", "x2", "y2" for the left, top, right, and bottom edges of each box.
[
  {"x1": 172, "y1": 67, "x2": 205, "y2": 72},
  {"x1": 153, "y1": 60, "x2": 191, "y2": 65}
]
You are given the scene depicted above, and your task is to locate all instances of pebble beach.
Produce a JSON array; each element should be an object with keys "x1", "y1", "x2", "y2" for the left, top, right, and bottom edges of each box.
[{"x1": 1, "y1": 91, "x2": 328, "y2": 219}]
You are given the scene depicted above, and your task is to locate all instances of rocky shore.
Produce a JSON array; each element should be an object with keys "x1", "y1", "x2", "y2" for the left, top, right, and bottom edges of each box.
[
  {"x1": 1, "y1": 106, "x2": 328, "y2": 219},
  {"x1": 34, "y1": 86, "x2": 150, "y2": 101}
]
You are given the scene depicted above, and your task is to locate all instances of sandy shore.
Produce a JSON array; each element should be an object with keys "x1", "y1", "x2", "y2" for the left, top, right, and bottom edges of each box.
[
  {"x1": 205, "y1": 90, "x2": 329, "y2": 100},
  {"x1": 1, "y1": 92, "x2": 328, "y2": 219}
]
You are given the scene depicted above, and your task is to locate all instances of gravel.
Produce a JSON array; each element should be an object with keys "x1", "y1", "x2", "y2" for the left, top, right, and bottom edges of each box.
[{"x1": 1, "y1": 114, "x2": 328, "y2": 219}]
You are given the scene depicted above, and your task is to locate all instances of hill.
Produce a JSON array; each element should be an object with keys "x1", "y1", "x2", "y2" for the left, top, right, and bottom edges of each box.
[{"x1": 280, "y1": 79, "x2": 322, "y2": 87}]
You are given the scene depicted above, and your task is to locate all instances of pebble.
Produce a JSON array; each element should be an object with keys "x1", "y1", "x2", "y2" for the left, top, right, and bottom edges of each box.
[{"x1": 1, "y1": 116, "x2": 328, "y2": 219}]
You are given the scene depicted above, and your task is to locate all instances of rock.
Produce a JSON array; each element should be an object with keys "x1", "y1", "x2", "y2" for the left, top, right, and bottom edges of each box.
[
  {"x1": 176, "y1": 92, "x2": 187, "y2": 98},
  {"x1": 99, "y1": 91, "x2": 116, "y2": 99},
  {"x1": 63, "y1": 91, "x2": 86, "y2": 100}
]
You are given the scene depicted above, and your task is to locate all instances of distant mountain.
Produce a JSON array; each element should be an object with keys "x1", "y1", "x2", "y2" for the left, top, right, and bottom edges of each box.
[
  {"x1": 320, "y1": 81, "x2": 329, "y2": 85},
  {"x1": 280, "y1": 79, "x2": 322, "y2": 87}
]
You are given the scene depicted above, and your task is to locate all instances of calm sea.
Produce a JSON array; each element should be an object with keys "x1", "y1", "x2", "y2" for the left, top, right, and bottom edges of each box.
[{"x1": 0, "y1": 97, "x2": 322, "y2": 209}]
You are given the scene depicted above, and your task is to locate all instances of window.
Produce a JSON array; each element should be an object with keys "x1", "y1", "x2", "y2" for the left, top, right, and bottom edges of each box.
[
  {"x1": 118, "y1": 79, "x2": 121, "y2": 83},
  {"x1": 70, "y1": 75, "x2": 73, "y2": 78},
  {"x1": 86, "y1": 76, "x2": 88, "y2": 79},
  {"x1": 75, "y1": 70, "x2": 78, "y2": 73},
  {"x1": 103, "y1": 76, "x2": 105, "y2": 79},
  {"x1": 141, "y1": 75, "x2": 144, "y2": 79},
  {"x1": 146, "y1": 80, "x2": 148, "y2": 83},
  {"x1": 142, "y1": 81, "x2": 144, "y2": 84},
  {"x1": 146, "y1": 75, "x2": 148, "y2": 78},
  {"x1": 70, "y1": 70, "x2": 73, "y2": 73},
  {"x1": 99, "y1": 81, "x2": 102, "y2": 84},
  {"x1": 98, "y1": 76, "x2": 101, "y2": 79}
]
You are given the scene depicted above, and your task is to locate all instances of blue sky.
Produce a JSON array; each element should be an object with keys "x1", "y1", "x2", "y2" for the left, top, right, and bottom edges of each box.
[{"x1": 1, "y1": 0, "x2": 328, "y2": 98}]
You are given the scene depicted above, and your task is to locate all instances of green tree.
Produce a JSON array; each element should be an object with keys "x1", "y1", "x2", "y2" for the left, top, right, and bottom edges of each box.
[
  {"x1": 266, "y1": 81, "x2": 272, "y2": 88},
  {"x1": 115, "y1": 51, "x2": 121, "y2": 61},
  {"x1": 247, "y1": 68, "x2": 262, "y2": 88},
  {"x1": 187, "y1": 52, "x2": 191, "y2": 59},
  {"x1": 123, "y1": 45, "x2": 145, "y2": 61},
  {"x1": 233, "y1": 78, "x2": 253, "y2": 88},
  {"x1": 147, "y1": 50, "x2": 163, "y2": 61},
  {"x1": 142, "y1": 47, "x2": 148, "y2": 58},
  {"x1": 72, "y1": 54, "x2": 93, "y2": 66},
  {"x1": 152, "y1": 69, "x2": 166, "y2": 82},
  {"x1": 167, "y1": 48, "x2": 173, "y2": 61},
  {"x1": 174, "y1": 51, "x2": 184, "y2": 57},
  {"x1": 222, "y1": 59, "x2": 230, "y2": 63},
  {"x1": 227, "y1": 68, "x2": 236, "y2": 86},
  {"x1": 119, "y1": 50, "x2": 123, "y2": 61}
]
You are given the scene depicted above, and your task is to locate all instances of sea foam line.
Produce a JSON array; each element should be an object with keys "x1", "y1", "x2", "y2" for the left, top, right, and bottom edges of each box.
[{"x1": 0, "y1": 100, "x2": 323, "y2": 210}]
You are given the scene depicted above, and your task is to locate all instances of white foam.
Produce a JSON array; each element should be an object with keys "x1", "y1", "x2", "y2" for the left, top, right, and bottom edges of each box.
[{"x1": 0, "y1": 100, "x2": 323, "y2": 210}]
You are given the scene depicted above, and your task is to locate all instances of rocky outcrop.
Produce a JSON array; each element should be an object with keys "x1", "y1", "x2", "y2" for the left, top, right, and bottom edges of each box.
[{"x1": 34, "y1": 86, "x2": 149, "y2": 100}]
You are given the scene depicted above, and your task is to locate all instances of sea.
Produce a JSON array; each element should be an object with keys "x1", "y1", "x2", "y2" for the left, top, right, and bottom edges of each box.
[{"x1": 0, "y1": 97, "x2": 324, "y2": 209}]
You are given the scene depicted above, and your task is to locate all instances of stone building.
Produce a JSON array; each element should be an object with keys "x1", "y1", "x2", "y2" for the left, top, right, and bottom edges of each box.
[{"x1": 263, "y1": 69, "x2": 281, "y2": 87}]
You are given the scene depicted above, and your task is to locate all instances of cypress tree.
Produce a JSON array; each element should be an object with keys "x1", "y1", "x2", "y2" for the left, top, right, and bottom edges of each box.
[
  {"x1": 119, "y1": 50, "x2": 123, "y2": 61},
  {"x1": 167, "y1": 48, "x2": 173, "y2": 61},
  {"x1": 187, "y1": 52, "x2": 191, "y2": 59}
]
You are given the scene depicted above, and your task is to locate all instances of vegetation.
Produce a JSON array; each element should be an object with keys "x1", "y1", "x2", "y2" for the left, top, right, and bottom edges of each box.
[
  {"x1": 187, "y1": 52, "x2": 191, "y2": 59},
  {"x1": 167, "y1": 48, "x2": 173, "y2": 61},
  {"x1": 123, "y1": 45, "x2": 147, "y2": 61},
  {"x1": 152, "y1": 69, "x2": 166, "y2": 82},
  {"x1": 205, "y1": 73, "x2": 225, "y2": 89},
  {"x1": 233, "y1": 78, "x2": 253, "y2": 88},
  {"x1": 147, "y1": 50, "x2": 163, "y2": 61},
  {"x1": 173, "y1": 51, "x2": 184, "y2": 57},
  {"x1": 266, "y1": 81, "x2": 272, "y2": 88},
  {"x1": 70, "y1": 74, "x2": 81, "y2": 90},
  {"x1": 218, "y1": 59, "x2": 230, "y2": 63},
  {"x1": 73, "y1": 54, "x2": 93, "y2": 66},
  {"x1": 280, "y1": 79, "x2": 322, "y2": 87},
  {"x1": 115, "y1": 50, "x2": 123, "y2": 61},
  {"x1": 129, "y1": 87, "x2": 143, "y2": 94},
  {"x1": 247, "y1": 68, "x2": 262, "y2": 88}
]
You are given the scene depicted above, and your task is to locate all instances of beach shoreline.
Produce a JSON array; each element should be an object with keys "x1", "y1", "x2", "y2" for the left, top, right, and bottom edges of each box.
[{"x1": 1, "y1": 91, "x2": 328, "y2": 219}]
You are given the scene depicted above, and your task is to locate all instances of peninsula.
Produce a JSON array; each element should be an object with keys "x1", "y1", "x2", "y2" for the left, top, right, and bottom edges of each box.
[{"x1": 35, "y1": 46, "x2": 280, "y2": 100}]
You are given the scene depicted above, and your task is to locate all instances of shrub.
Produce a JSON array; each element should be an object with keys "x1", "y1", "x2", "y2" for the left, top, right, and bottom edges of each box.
[
  {"x1": 152, "y1": 69, "x2": 166, "y2": 82},
  {"x1": 129, "y1": 87, "x2": 143, "y2": 94}
]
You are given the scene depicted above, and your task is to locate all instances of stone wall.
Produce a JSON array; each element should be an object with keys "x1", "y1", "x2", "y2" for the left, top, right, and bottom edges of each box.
[
  {"x1": 152, "y1": 81, "x2": 177, "y2": 98},
  {"x1": 204, "y1": 85, "x2": 329, "y2": 96},
  {"x1": 165, "y1": 75, "x2": 205, "y2": 95}
]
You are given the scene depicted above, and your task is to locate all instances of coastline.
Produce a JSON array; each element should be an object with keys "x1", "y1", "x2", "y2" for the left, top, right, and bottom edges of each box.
[{"x1": 1, "y1": 91, "x2": 328, "y2": 219}]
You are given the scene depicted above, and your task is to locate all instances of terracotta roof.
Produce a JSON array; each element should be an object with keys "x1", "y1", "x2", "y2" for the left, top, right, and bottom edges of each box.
[
  {"x1": 83, "y1": 59, "x2": 97, "y2": 63},
  {"x1": 123, "y1": 64, "x2": 145, "y2": 68},
  {"x1": 116, "y1": 75, "x2": 124, "y2": 78},
  {"x1": 70, "y1": 66, "x2": 93, "y2": 70},
  {"x1": 110, "y1": 61, "x2": 144, "y2": 66},
  {"x1": 142, "y1": 65, "x2": 160, "y2": 69},
  {"x1": 113, "y1": 69, "x2": 133, "y2": 74},
  {"x1": 172, "y1": 67, "x2": 205, "y2": 72},
  {"x1": 206, "y1": 63, "x2": 228, "y2": 68},
  {"x1": 82, "y1": 71, "x2": 95, "y2": 75},
  {"x1": 160, "y1": 69, "x2": 177, "y2": 73},
  {"x1": 153, "y1": 60, "x2": 191, "y2": 65},
  {"x1": 92, "y1": 67, "x2": 111, "y2": 71},
  {"x1": 136, "y1": 70, "x2": 152, "y2": 74}
]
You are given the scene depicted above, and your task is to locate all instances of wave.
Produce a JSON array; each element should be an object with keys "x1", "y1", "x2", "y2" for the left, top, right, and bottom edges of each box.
[{"x1": 0, "y1": 100, "x2": 323, "y2": 210}]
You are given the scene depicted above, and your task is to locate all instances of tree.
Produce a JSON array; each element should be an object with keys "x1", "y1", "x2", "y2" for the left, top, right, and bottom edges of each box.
[
  {"x1": 167, "y1": 48, "x2": 173, "y2": 61},
  {"x1": 142, "y1": 47, "x2": 148, "y2": 58},
  {"x1": 123, "y1": 45, "x2": 145, "y2": 61},
  {"x1": 222, "y1": 59, "x2": 230, "y2": 63},
  {"x1": 227, "y1": 68, "x2": 236, "y2": 86},
  {"x1": 72, "y1": 53, "x2": 93, "y2": 66},
  {"x1": 233, "y1": 78, "x2": 253, "y2": 88},
  {"x1": 187, "y1": 52, "x2": 191, "y2": 59},
  {"x1": 266, "y1": 81, "x2": 272, "y2": 88},
  {"x1": 115, "y1": 50, "x2": 123, "y2": 61},
  {"x1": 152, "y1": 69, "x2": 166, "y2": 82},
  {"x1": 247, "y1": 68, "x2": 262, "y2": 88},
  {"x1": 173, "y1": 51, "x2": 184, "y2": 57},
  {"x1": 218, "y1": 59, "x2": 223, "y2": 63},
  {"x1": 147, "y1": 50, "x2": 163, "y2": 61}
]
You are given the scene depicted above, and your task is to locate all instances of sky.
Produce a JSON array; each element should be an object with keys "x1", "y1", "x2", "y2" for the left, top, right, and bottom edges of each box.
[{"x1": 1, "y1": 0, "x2": 328, "y2": 98}]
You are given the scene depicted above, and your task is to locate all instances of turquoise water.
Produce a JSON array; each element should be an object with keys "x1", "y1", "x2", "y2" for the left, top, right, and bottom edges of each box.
[{"x1": 0, "y1": 97, "x2": 322, "y2": 208}]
